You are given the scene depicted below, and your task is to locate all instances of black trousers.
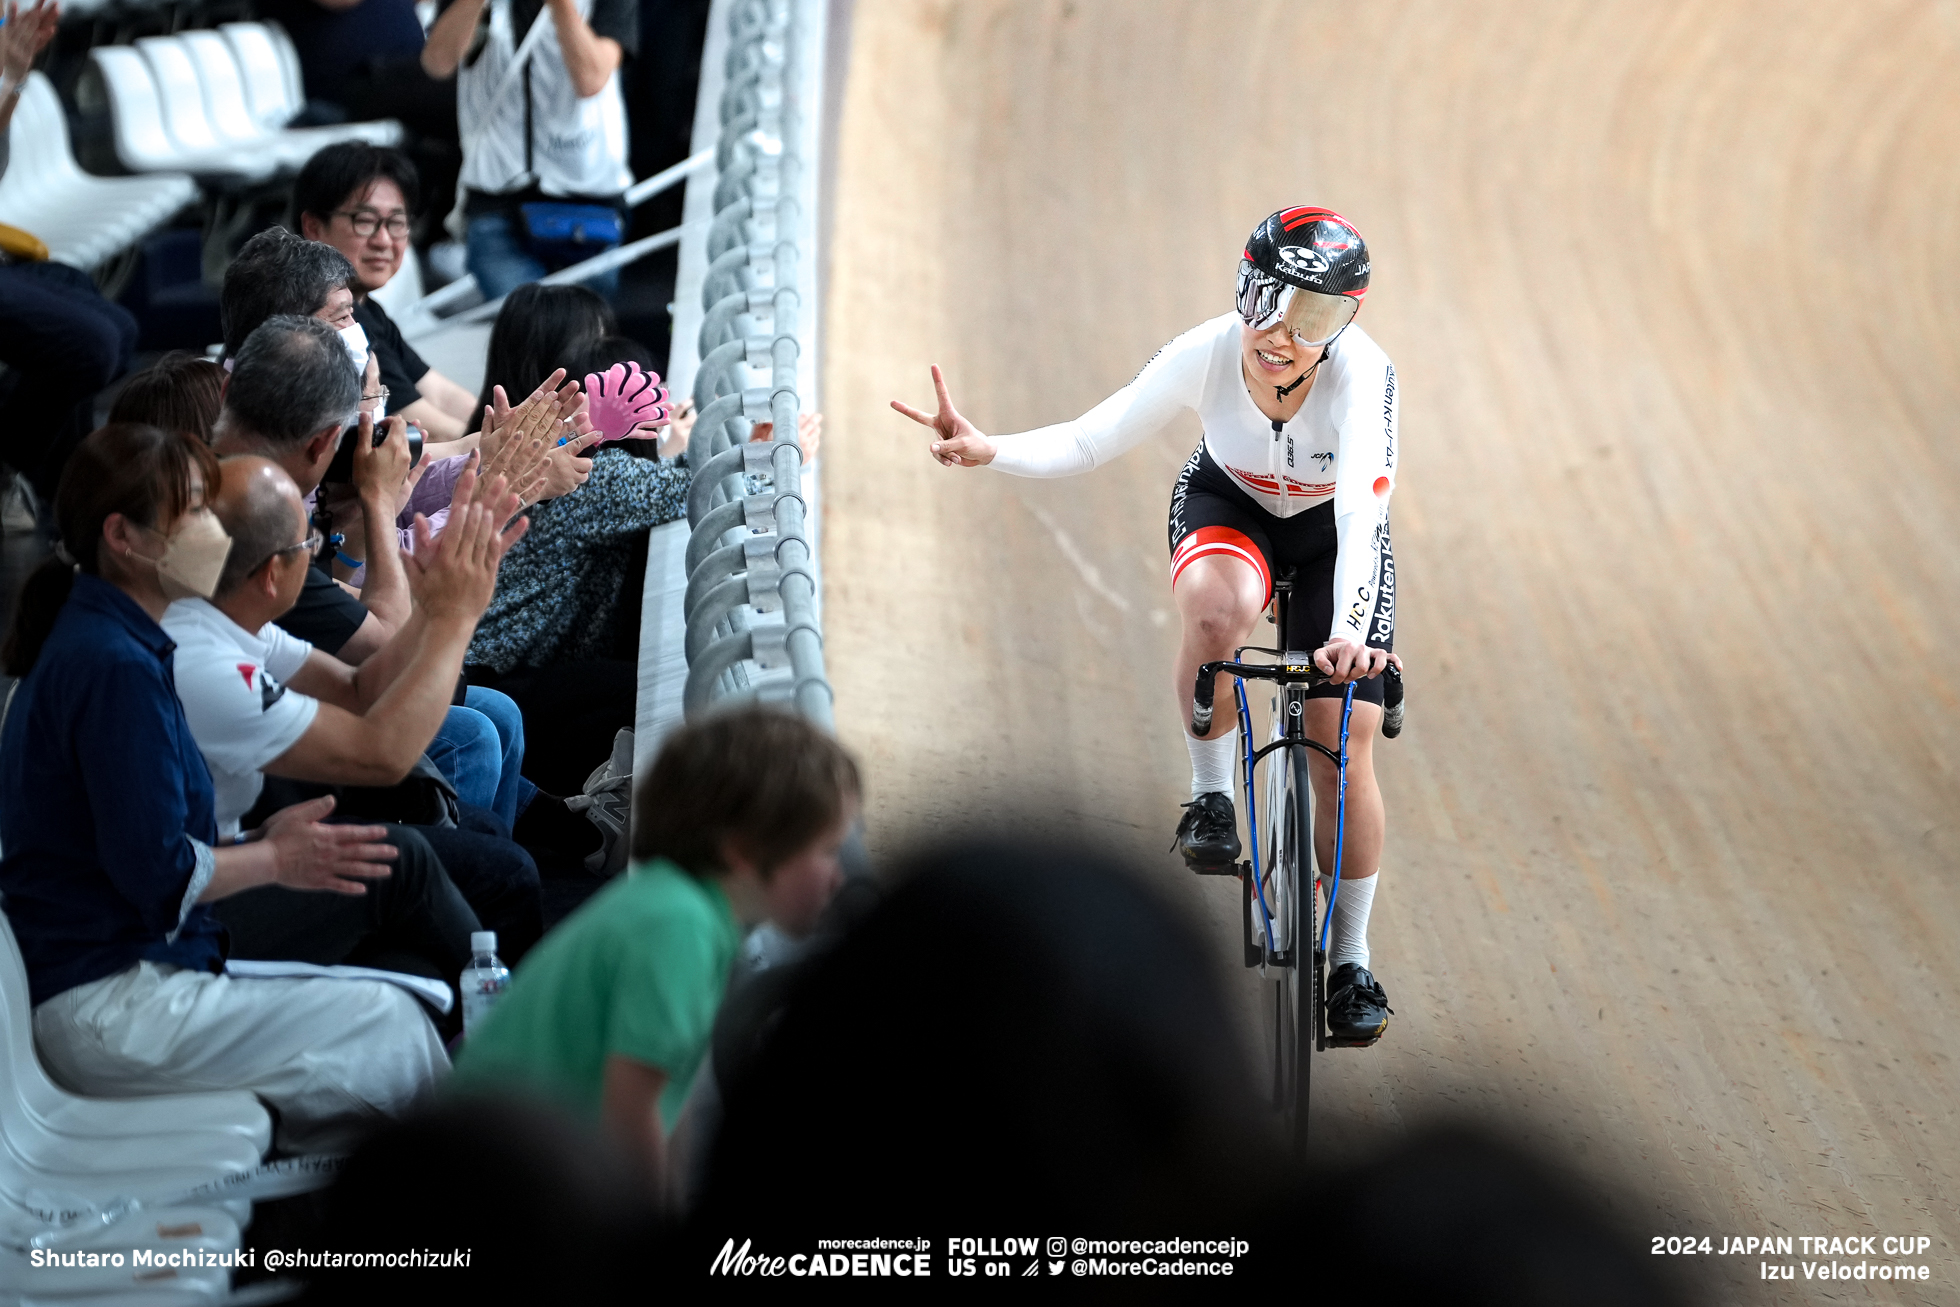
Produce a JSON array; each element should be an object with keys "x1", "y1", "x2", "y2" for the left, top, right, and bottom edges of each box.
[
  {"x1": 0, "y1": 262, "x2": 138, "y2": 499},
  {"x1": 418, "y1": 804, "x2": 544, "y2": 965},
  {"x1": 213, "y1": 824, "x2": 480, "y2": 1033}
]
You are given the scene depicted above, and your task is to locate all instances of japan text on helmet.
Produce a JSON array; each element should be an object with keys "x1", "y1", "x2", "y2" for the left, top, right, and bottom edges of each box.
[{"x1": 1235, "y1": 207, "x2": 1370, "y2": 347}]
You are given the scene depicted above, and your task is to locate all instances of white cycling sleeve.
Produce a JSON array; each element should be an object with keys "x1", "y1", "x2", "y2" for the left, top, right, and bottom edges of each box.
[
  {"x1": 987, "y1": 323, "x2": 1211, "y2": 478},
  {"x1": 1327, "y1": 354, "x2": 1399, "y2": 647}
]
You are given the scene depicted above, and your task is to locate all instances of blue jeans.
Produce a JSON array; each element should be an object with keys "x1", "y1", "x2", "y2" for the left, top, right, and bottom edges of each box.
[
  {"x1": 427, "y1": 688, "x2": 537, "y2": 829},
  {"x1": 466, "y1": 211, "x2": 620, "y2": 302}
]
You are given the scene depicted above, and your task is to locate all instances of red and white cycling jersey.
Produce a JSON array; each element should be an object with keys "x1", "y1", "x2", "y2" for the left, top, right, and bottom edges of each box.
[{"x1": 987, "y1": 313, "x2": 1399, "y2": 644}]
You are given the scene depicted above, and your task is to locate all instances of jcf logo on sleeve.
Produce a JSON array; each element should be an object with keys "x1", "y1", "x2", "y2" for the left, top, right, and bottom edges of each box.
[{"x1": 235, "y1": 663, "x2": 288, "y2": 712}]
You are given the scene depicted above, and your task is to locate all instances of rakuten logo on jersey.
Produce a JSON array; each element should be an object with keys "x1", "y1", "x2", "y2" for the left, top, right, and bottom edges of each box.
[{"x1": 1371, "y1": 520, "x2": 1396, "y2": 646}]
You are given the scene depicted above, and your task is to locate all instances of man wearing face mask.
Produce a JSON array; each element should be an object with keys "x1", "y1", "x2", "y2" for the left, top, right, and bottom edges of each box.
[
  {"x1": 218, "y1": 230, "x2": 471, "y2": 566},
  {"x1": 213, "y1": 314, "x2": 414, "y2": 666}
]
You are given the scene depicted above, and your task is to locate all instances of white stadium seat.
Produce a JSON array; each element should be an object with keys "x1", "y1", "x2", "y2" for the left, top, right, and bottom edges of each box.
[
  {"x1": 218, "y1": 22, "x2": 402, "y2": 149},
  {"x1": 263, "y1": 22, "x2": 307, "y2": 124},
  {"x1": 0, "y1": 1202, "x2": 244, "y2": 1302},
  {"x1": 0, "y1": 909, "x2": 272, "y2": 1260},
  {"x1": 0, "y1": 73, "x2": 197, "y2": 270},
  {"x1": 91, "y1": 30, "x2": 402, "y2": 184},
  {"x1": 179, "y1": 31, "x2": 403, "y2": 170},
  {"x1": 133, "y1": 37, "x2": 281, "y2": 180},
  {"x1": 89, "y1": 46, "x2": 272, "y2": 180}
]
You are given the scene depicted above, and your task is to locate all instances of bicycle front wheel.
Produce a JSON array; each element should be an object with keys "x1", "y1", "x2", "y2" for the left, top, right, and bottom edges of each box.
[{"x1": 1282, "y1": 734, "x2": 1318, "y2": 1158}]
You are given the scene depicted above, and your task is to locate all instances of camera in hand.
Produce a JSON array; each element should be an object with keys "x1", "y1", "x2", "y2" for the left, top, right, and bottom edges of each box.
[{"x1": 323, "y1": 419, "x2": 424, "y2": 485}]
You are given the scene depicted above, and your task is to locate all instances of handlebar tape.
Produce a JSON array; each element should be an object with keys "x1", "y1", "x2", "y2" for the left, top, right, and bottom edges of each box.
[
  {"x1": 1191, "y1": 663, "x2": 1217, "y2": 736},
  {"x1": 1382, "y1": 664, "x2": 1405, "y2": 739}
]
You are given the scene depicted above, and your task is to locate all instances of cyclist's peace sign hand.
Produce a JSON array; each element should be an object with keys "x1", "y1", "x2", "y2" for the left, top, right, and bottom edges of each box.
[{"x1": 892, "y1": 365, "x2": 996, "y2": 467}]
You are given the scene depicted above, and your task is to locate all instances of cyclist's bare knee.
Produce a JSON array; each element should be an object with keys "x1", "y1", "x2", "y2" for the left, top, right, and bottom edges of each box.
[{"x1": 1173, "y1": 557, "x2": 1266, "y2": 652}]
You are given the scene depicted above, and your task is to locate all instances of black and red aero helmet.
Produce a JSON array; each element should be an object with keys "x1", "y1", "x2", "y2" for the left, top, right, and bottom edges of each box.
[{"x1": 1236, "y1": 207, "x2": 1370, "y2": 347}]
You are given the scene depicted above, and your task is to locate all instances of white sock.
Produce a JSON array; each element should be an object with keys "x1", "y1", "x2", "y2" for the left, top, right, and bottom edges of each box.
[
  {"x1": 1327, "y1": 873, "x2": 1377, "y2": 971},
  {"x1": 1186, "y1": 728, "x2": 1239, "y2": 798}
]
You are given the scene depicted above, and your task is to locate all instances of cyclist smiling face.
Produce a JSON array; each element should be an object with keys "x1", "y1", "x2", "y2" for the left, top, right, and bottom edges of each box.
[{"x1": 1241, "y1": 319, "x2": 1317, "y2": 411}]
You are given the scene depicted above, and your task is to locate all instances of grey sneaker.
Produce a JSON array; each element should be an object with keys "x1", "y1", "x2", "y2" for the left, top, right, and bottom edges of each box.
[
  {"x1": 565, "y1": 728, "x2": 633, "y2": 877},
  {"x1": 1, "y1": 474, "x2": 38, "y2": 534}
]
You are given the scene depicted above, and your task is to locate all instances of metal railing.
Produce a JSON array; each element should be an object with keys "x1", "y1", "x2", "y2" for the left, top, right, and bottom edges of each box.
[{"x1": 679, "y1": 0, "x2": 831, "y2": 728}]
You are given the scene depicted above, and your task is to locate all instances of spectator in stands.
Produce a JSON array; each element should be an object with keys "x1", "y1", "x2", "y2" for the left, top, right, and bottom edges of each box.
[
  {"x1": 213, "y1": 315, "x2": 411, "y2": 662},
  {"x1": 165, "y1": 453, "x2": 532, "y2": 997},
  {"x1": 696, "y1": 837, "x2": 1266, "y2": 1232},
  {"x1": 212, "y1": 316, "x2": 560, "y2": 958},
  {"x1": 464, "y1": 329, "x2": 682, "y2": 791},
  {"x1": 295, "y1": 144, "x2": 482, "y2": 442},
  {"x1": 448, "y1": 707, "x2": 857, "y2": 1196},
  {"x1": 254, "y1": 0, "x2": 460, "y2": 245},
  {"x1": 0, "y1": 423, "x2": 446, "y2": 1151},
  {"x1": 0, "y1": 0, "x2": 139, "y2": 515},
  {"x1": 107, "y1": 351, "x2": 226, "y2": 443},
  {"x1": 421, "y1": 0, "x2": 639, "y2": 299},
  {"x1": 458, "y1": 286, "x2": 621, "y2": 792}
]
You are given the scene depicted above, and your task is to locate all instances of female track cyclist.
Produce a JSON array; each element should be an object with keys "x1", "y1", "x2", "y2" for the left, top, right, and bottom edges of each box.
[{"x1": 893, "y1": 207, "x2": 1399, "y2": 1044}]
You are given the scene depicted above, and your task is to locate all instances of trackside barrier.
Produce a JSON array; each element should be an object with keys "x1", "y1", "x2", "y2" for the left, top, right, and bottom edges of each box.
[{"x1": 677, "y1": 0, "x2": 832, "y2": 729}]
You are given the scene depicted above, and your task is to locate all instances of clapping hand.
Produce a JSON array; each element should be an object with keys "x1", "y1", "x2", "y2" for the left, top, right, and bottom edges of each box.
[
  {"x1": 260, "y1": 796, "x2": 396, "y2": 896},
  {"x1": 478, "y1": 371, "x2": 598, "y2": 507},
  {"x1": 403, "y1": 458, "x2": 529, "y2": 622},
  {"x1": 1, "y1": 2, "x2": 59, "y2": 87}
]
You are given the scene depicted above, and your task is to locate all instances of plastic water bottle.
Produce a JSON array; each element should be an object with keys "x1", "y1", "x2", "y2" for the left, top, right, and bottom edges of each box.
[{"x1": 459, "y1": 931, "x2": 509, "y2": 1037}]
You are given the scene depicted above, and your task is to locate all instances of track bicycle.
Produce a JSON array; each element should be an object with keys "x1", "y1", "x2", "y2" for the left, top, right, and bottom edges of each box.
[{"x1": 1188, "y1": 568, "x2": 1404, "y2": 1159}]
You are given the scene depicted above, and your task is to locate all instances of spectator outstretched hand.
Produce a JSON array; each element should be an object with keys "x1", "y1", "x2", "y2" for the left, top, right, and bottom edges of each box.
[
  {"x1": 583, "y1": 362, "x2": 670, "y2": 443},
  {"x1": 749, "y1": 411, "x2": 825, "y2": 466}
]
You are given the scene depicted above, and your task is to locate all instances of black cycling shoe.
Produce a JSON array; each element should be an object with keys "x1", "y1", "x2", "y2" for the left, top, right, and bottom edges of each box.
[
  {"x1": 1325, "y1": 963, "x2": 1393, "y2": 1045},
  {"x1": 1174, "y1": 791, "x2": 1241, "y2": 873}
]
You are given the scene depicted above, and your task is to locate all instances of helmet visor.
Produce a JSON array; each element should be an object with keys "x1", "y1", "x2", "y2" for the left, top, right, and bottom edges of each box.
[
  {"x1": 1277, "y1": 286, "x2": 1358, "y2": 347},
  {"x1": 1236, "y1": 261, "x2": 1357, "y2": 346}
]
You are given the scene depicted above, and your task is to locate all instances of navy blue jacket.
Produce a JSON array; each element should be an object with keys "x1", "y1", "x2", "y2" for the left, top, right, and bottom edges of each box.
[{"x1": 0, "y1": 573, "x2": 225, "y2": 1006}]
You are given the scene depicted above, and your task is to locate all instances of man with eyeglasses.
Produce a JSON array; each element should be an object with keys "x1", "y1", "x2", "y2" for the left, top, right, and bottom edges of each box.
[
  {"x1": 160, "y1": 453, "x2": 529, "y2": 1014},
  {"x1": 296, "y1": 144, "x2": 484, "y2": 444}
]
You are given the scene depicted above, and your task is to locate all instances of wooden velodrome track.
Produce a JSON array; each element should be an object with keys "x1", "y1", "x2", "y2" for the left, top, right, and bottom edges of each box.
[{"x1": 816, "y1": 3, "x2": 1960, "y2": 1299}]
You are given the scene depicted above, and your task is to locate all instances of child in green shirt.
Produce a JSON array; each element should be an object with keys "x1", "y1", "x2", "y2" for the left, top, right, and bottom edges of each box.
[{"x1": 449, "y1": 706, "x2": 859, "y2": 1189}]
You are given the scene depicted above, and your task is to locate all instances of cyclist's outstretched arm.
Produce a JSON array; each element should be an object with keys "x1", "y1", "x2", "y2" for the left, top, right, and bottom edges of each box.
[{"x1": 892, "y1": 318, "x2": 1213, "y2": 477}]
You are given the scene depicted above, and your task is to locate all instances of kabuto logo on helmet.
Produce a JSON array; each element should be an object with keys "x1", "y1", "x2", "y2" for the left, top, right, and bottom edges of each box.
[{"x1": 1277, "y1": 245, "x2": 1330, "y2": 277}]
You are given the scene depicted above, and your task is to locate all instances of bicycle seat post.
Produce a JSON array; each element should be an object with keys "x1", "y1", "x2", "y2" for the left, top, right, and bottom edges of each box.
[{"x1": 1272, "y1": 565, "x2": 1300, "y2": 663}]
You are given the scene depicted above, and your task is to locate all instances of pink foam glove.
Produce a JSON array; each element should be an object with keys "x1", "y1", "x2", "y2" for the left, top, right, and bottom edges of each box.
[{"x1": 582, "y1": 362, "x2": 670, "y2": 444}]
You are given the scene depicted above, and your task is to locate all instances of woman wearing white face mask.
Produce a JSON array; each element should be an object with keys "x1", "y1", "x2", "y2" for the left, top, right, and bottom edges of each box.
[{"x1": 0, "y1": 423, "x2": 449, "y2": 1152}]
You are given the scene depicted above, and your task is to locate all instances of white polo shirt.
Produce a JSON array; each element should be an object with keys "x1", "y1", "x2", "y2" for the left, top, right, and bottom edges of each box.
[{"x1": 161, "y1": 599, "x2": 320, "y2": 838}]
